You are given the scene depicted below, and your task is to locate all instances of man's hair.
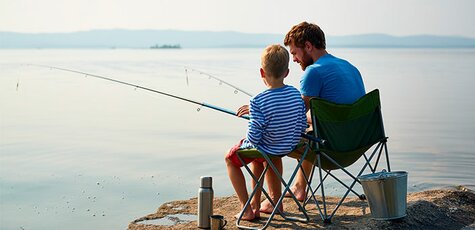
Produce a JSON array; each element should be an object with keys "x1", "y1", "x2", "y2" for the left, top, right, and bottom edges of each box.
[
  {"x1": 261, "y1": 44, "x2": 289, "y2": 78},
  {"x1": 284, "y1": 21, "x2": 326, "y2": 49}
]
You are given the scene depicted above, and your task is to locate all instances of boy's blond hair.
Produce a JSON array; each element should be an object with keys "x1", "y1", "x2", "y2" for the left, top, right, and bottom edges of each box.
[{"x1": 261, "y1": 44, "x2": 289, "y2": 79}]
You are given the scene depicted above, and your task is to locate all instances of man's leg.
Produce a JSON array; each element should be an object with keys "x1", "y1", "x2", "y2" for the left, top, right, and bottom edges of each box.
[{"x1": 285, "y1": 159, "x2": 312, "y2": 201}]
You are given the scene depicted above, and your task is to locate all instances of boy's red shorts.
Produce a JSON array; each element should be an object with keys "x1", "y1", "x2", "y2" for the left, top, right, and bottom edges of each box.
[{"x1": 226, "y1": 139, "x2": 265, "y2": 167}]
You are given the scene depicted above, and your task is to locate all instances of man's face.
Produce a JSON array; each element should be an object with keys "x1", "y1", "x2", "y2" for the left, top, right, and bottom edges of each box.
[
  {"x1": 289, "y1": 43, "x2": 313, "y2": 70},
  {"x1": 289, "y1": 43, "x2": 314, "y2": 71}
]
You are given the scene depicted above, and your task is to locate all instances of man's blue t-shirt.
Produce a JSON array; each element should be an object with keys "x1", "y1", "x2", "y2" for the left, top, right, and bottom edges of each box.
[{"x1": 300, "y1": 54, "x2": 365, "y2": 104}]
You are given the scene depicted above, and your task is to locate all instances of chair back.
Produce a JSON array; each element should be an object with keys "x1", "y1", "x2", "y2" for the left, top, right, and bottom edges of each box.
[{"x1": 310, "y1": 89, "x2": 386, "y2": 170}]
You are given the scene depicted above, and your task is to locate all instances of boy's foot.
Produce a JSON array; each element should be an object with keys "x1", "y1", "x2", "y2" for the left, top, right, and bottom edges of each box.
[
  {"x1": 259, "y1": 200, "x2": 284, "y2": 214},
  {"x1": 252, "y1": 207, "x2": 261, "y2": 219},
  {"x1": 284, "y1": 186, "x2": 306, "y2": 201},
  {"x1": 235, "y1": 207, "x2": 256, "y2": 221}
]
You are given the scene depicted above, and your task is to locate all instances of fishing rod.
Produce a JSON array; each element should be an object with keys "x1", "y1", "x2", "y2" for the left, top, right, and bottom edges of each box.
[
  {"x1": 27, "y1": 64, "x2": 250, "y2": 120},
  {"x1": 184, "y1": 66, "x2": 254, "y2": 97}
]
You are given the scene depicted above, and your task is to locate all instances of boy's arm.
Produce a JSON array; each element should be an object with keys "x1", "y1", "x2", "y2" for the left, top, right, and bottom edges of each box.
[
  {"x1": 246, "y1": 100, "x2": 265, "y2": 146},
  {"x1": 236, "y1": 104, "x2": 249, "y2": 117}
]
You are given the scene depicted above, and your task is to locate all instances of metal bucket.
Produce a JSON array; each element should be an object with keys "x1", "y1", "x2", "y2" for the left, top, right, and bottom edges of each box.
[{"x1": 358, "y1": 170, "x2": 408, "y2": 220}]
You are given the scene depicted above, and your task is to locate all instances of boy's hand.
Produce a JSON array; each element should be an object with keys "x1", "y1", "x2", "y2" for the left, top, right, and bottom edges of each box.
[{"x1": 237, "y1": 105, "x2": 250, "y2": 117}]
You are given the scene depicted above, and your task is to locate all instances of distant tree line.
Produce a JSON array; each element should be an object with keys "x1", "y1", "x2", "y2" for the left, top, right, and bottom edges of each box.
[{"x1": 150, "y1": 44, "x2": 181, "y2": 49}]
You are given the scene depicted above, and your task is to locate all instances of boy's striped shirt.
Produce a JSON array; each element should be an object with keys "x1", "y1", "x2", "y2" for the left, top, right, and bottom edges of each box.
[{"x1": 241, "y1": 85, "x2": 307, "y2": 155}]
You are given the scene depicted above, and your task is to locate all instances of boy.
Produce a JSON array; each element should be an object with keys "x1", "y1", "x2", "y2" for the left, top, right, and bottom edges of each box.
[{"x1": 225, "y1": 44, "x2": 307, "y2": 220}]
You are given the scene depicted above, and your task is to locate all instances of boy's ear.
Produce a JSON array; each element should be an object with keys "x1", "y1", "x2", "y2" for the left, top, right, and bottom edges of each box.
[
  {"x1": 283, "y1": 69, "x2": 289, "y2": 78},
  {"x1": 260, "y1": 68, "x2": 265, "y2": 78}
]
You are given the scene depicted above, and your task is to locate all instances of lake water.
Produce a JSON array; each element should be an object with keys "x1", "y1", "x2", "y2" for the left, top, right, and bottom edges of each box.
[{"x1": 1, "y1": 48, "x2": 474, "y2": 230}]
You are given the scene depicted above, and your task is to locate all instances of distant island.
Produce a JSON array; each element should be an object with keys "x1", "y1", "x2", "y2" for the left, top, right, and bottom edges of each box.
[
  {"x1": 150, "y1": 44, "x2": 181, "y2": 49},
  {"x1": 1, "y1": 29, "x2": 475, "y2": 48}
]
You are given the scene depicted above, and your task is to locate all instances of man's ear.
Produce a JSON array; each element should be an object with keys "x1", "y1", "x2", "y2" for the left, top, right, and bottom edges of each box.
[
  {"x1": 304, "y1": 41, "x2": 313, "y2": 51},
  {"x1": 260, "y1": 68, "x2": 265, "y2": 78}
]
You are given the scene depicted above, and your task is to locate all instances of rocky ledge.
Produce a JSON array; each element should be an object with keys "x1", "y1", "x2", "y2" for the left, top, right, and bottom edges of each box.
[{"x1": 128, "y1": 186, "x2": 475, "y2": 230}]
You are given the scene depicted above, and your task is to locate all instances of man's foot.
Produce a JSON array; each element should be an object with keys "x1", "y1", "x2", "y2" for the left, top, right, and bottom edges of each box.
[
  {"x1": 284, "y1": 186, "x2": 306, "y2": 201},
  {"x1": 259, "y1": 199, "x2": 284, "y2": 214}
]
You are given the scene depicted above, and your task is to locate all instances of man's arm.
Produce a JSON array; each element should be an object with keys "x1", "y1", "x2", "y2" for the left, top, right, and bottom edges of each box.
[
  {"x1": 302, "y1": 95, "x2": 312, "y2": 113},
  {"x1": 302, "y1": 95, "x2": 314, "y2": 125}
]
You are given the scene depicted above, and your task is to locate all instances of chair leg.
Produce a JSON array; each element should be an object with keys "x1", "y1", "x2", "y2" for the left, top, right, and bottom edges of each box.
[
  {"x1": 327, "y1": 142, "x2": 384, "y2": 220},
  {"x1": 236, "y1": 155, "x2": 286, "y2": 230},
  {"x1": 302, "y1": 157, "x2": 320, "y2": 207},
  {"x1": 384, "y1": 142, "x2": 391, "y2": 172},
  {"x1": 235, "y1": 162, "x2": 267, "y2": 229},
  {"x1": 302, "y1": 152, "x2": 332, "y2": 222},
  {"x1": 372, "y1": 139, "x2": 390, "y2": 173},
  {"x1": 373, "y1": 142, "x2": 384, "y2": 173},
  {"x1": 305, "y1": 141, "x2": 386, "y2": 223},
  {"x1": 363, "y1": 154, "x2": 375, "y2": 172},
  {"x1": 236, "y1": 145, "x2": 311, "y2": 230},
  {"x1": 263, "y1": 151, "x2": 310, "y2": 223},
  {"x1": 316, "y1": 152, "x2": 328, "y2": 221},
  {"x1": 303, "y1": 159, "x2": 316, "y2": 206},
  {"x1": 304, "y1": 170, "x2": 328, "y2": 205},
  {"x1": 240, "y1": 160, "x2": 284, "y2": 217},
  {"x1": 237, "y1": 163, "x2": 291, "y2": 230},
  {"x1": 304, "y1": 167, "x2": 327, "y2": 220},
  {"x1": 325, "y1": 170, "x2": 364, "y2": 198}
]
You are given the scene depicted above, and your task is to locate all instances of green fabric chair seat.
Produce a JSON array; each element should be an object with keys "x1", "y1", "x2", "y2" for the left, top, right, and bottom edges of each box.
[{"x1": 236, "y1": 148, "x2": 281, "y2": 159}]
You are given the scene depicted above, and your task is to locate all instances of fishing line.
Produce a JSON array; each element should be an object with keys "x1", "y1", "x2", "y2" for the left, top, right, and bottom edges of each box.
[
  {"x1": 27, "y1": 64, "x2": 250, "y2": 120},
  {"x1": 140, "y1": 60, "x2": 253, "y2": 96},
  {"x1": 185, "y1": 68, "x2": 189, "y2": 86},
  {"x1": 183, "y1": 66, "x2": 254, "y2": 97}
]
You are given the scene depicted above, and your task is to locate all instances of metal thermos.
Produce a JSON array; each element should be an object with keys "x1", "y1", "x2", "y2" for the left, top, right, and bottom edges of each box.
[{"x1": 198, "y1": 176, "x2": 213, "y2": 228}]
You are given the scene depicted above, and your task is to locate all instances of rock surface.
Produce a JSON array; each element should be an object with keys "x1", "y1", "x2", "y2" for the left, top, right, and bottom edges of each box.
[{"x1": 128, "y1": 186, "x2": 475, "y2": 230}]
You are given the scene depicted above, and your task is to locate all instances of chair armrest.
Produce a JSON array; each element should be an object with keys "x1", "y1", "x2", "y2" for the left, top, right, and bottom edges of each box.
[{"x1": 301, "y1": 133, "x2": 326, "y2": 145}]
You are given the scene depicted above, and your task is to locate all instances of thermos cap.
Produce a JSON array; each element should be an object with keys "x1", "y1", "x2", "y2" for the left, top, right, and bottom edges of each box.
[{"x1": 200, "y1": 176, "x2": 212, "y2": 188}]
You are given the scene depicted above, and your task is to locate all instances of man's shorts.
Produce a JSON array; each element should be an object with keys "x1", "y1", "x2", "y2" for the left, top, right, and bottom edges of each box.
[{"x1": 226, "y1": 138, "x2": 265, "y2": 167}]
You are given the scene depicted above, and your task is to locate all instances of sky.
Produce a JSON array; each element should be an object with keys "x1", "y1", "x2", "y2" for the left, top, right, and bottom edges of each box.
[{"x1": 1, "y1": 0, "x2": 474, "y2": 38}]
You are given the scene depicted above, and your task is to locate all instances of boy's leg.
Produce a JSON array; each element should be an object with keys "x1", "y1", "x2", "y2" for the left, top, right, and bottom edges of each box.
[
  {"x1": 250, "y1": 161, "x2": 264, "y2": 218},
  {"x1": 260, "y1": 158, "x2": 284, "y2": 214},
  {"x1": 225, "y1": 158, "x2": 256, "y2": 220},
  {"x1": 260, "y1": 159, "x2": 311, "y2": 212}
]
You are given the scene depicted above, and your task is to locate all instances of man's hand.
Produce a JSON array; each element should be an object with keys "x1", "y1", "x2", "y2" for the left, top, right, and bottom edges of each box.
[{"x1": 236, "y1": 105, "x2": 250, "y2": 117}]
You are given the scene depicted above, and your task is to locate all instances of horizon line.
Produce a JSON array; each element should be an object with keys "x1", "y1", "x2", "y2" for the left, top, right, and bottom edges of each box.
[{"x1": 1, "y1": 29, "x2": 474, "y2": 39}]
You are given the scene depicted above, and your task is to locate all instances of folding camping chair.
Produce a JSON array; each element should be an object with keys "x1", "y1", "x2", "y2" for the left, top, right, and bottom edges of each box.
[
  {"x1": 235, "y1": 140, "x2": 319, "y2": 230},
  {"x1": 300, "y1": 89, "x2": 391, "y2": 223}
]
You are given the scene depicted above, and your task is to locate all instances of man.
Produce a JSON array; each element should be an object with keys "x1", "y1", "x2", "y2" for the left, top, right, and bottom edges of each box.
[
  {"x1": 238, "y1": 21, "x2": 366, "y2": 214},
  {"x1": 286, "y1": 21, "x2": 365, "y2": 110}
]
